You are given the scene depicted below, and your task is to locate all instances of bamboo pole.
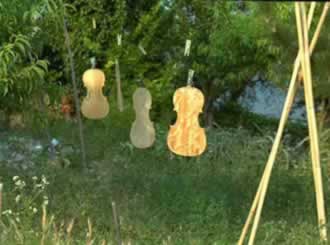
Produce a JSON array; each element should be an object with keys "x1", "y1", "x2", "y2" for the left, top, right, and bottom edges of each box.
[
  {"x1": 309, "y1": 3, "x2": 329, "y2": 54},
  {"x1": 0, "y1": 183, "x2": 2, "y2": 223},
  {"x1": 115, "y1": 59, "x2": 124, "y2": 112},
  {"x1": 238, "y1": 3, "x2": 319, "y2": 244},
  {"x1": 238, "y1": 2, "x2": 329, "y2": 244},
  {"x1": 246, "y1": 3, "x2": 329, "y2": 244},
  {"x1": 298, "y1": 3, "x2": 327, "y2": 241},
  {"x1": 111, "y1": 201, "x2": 122, "y2": 245}
]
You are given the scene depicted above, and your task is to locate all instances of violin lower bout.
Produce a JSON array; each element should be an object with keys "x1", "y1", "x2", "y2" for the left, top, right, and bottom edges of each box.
[
  {"x1": 167, "y1": 125, "x2": 207, "y2": 157},
  {"x1": 130, "y1": 122, "x2": 156, "y2": 149}
]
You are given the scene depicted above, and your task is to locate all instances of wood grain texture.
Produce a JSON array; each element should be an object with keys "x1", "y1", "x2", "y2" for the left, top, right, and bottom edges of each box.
[
  {"x1": 167, "y1": 86, "x2": 207, "y2": 157},
  {"x1": 81, "y1": 69, "x2": 109, "y2": 119},
  {"x1": 130, "y1": 87, "x2": 155, "y2": 148}
]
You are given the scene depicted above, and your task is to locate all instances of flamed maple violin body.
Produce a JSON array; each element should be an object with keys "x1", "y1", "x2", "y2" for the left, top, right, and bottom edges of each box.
[
  {"x1": 167, "y1": 85, "x2": 207, "y2": 157},
  {"x1": 130, "y1": 87, "x2": 155, "y2": 148},
  {"x1": 81, "y1": 69, "x2": 109, "y2": 119}
]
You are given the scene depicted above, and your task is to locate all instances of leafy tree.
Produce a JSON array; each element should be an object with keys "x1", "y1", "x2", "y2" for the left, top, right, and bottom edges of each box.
[
  {"x1": 255, "y1": 2, "x2": 330, "y2": 127},
  {"x1": 3, "y1": 0, "x2": 315, "y2": 130},
  {"x1": 49, "y1": 0, "x2": 178, "y2": 120},
  {"x1": 0, "y1": 0, "x2": 51, "y2": 114},
  {"x1": 165, "y1": 1, "x2": 277, "y2": 126}
]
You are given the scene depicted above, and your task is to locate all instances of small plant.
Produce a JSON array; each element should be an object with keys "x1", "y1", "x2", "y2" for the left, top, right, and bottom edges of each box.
[
  {"x1": 0, "y1": 175, "x2": 49, "y2": 243},
  {"x1": 2, "y1": 175, "x2": 49, "y2": 225}
]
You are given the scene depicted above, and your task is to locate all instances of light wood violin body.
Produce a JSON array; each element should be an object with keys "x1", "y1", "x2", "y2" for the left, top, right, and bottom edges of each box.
[
  {"x1": 167, "y1": 85, "x2": 207, "y2": 157},
  {"x1": 81, "y1": 69, "x2": 109, "y2": 119},
  {"x1": 130, "y1": 87, "x2": 155, "y2": 148}
]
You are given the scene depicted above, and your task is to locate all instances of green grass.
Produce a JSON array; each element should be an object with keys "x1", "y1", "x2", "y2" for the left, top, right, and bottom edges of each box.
[{"x1": 0, "y1": 107, "x2": 330, "y2": 244}]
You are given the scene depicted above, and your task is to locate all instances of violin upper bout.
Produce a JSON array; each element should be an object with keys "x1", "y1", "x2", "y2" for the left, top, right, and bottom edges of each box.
[
  {"x1": 82, "y1": 69, "x2": 105, "y2": 89},
  {"x1": 81, "y1": 68, "x2": 109, "y2": 119}
]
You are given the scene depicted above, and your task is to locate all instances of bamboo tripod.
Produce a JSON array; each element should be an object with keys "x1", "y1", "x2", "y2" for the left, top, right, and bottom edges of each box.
[{"x1": 238, "y1": 2, "x2": 329, "y2": 244}]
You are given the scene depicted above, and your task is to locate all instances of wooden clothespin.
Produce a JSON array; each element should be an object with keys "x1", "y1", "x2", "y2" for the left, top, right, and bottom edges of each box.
[
  {"x1": 138, "y1": 44, "x2": 147, "y2": 55},
  {"x1": 92, "y1": 18, "x2": 96, "y2": 29},
  {"x1": 90, "y1": 57, "x2": 96, "y2": 68},
  {"x1": 117, "y1": 34, "x2": 122, "y2": 46},
  {"x1": 184, "y1": 39, "x2": 192, "y2": 56},
  {"x1": 187, "y1": 69, "x2": 194, "y2": 86}
]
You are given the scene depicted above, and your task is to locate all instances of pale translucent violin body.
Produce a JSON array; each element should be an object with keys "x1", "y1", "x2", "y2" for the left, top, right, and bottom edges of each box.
[
  {"x1": 130, "y1": 87, "x2": 155, "y2": 148},
  {"x1": 81, "y1": 69, "x2": 109, "y2": 119},
  {"x1": 167, "y1": 86, "x2": 207, "y2": 157}
]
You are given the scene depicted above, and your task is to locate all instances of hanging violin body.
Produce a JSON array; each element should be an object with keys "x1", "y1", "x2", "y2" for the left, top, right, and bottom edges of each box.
[
  {"x1": 130, "y1": 87, "x2": 155, "y2": 148},
  {"x1": 167, "y1": 85, "x2": 207, "y2": 157},
  {"x1": 81, "y1": 69, "x2": 109, "y2": 119}
]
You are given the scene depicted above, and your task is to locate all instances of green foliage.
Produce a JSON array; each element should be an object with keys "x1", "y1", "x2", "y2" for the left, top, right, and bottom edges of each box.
[
  {"x1": 1, "y1": 1, "x2": 329, "y2": 127},
  {"x1": 35, "y1": 0, "x2": 281, "y2": 125},
  {"x1": 207, "y1": 2, "x2": 276, "y2": 91},
  {"x1": 153, "y1": 1, "x2": 281, "y2": 125},
  {"x1": 0, "y1": 0, "x2": 52, "y2": 112},
  {"x1": 256, "y1": 2, "x2": 330, "y2": 98},
  {"x1": 51, "y1": 0, "x2": 177, "y2": 117}
]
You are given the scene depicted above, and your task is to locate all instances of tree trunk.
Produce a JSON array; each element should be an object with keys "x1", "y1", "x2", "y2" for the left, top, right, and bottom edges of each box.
[
  {"x1": 202, "y1": 79, "x2": 216, "y2": 128},
  {"x1": 63, "y1": 17, "x2": 87, "y2": 169}
]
